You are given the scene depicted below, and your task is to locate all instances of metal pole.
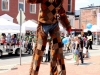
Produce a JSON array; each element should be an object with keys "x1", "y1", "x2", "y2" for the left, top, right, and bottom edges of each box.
[{"x1": 20, "y1": 9, "x2": 22, "y2": 65}]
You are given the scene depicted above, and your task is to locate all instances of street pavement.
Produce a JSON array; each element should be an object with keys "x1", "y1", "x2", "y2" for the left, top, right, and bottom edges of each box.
[
  {"x1": 0, "y1": 45, "x2": 100, "y2": 75},
  {"x1": 0, "y1": 54, "x2": 32, "y2": 66}
]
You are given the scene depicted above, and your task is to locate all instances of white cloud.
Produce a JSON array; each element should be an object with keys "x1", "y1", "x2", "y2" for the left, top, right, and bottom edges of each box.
[{"x1": 76, "y1": 0, "x2": 89, "y2": 4}]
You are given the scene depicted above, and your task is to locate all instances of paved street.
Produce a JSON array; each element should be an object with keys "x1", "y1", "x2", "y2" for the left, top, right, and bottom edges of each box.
[
  {"x1": 0, "y1": 45, "x2": 100, "y2": 66},
  {"x1": 0, "y1": 54, "x2": 32, "y2": 66},
  {"x1": 0, "y1": 45, "x2": 100, "y2": 74}
]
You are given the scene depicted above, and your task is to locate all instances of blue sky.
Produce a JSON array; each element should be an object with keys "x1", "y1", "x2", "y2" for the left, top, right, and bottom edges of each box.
[{"x1": 75, "y1": 0, "x2": 100, "y2": 10}]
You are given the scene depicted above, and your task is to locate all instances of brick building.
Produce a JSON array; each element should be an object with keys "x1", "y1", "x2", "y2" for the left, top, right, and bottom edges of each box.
[
  {"x1": 0, "y1": 0, "x2": 39, "y2": 23},
  {"x1": 0, "y1": 0, "x2": 75, "y2": 25},
  {"x1": 80, "y1": 6, "x2": 100, "y2": 30},
  {"x1": 64, "y1": 0, "x2": 75, "y2": 28},
  {"x1": 74, "y1": 10, "x2": 80, "y2": 29}
]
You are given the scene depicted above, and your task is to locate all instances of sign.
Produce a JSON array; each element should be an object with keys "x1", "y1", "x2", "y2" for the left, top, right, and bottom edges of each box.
[{"x1": 16, "y1": 9, "x2": 26, "y2": 24}]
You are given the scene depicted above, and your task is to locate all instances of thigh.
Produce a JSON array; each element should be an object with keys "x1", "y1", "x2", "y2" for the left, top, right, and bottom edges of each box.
[
  {"x1": 32, "y1": 25, "x2": 48, "y2": 66},
  {"x1": 50, "y1": 25, "x2": 64, "y2": 59},
  {"x1": 50, "y1": 25, "x2": 62, "y2": 50},
  {"x1": 34, "y1": 24, "x2": 48, "y2": 53}
]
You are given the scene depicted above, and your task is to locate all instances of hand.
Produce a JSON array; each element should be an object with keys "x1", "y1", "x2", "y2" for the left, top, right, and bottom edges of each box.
[{"x1": 66, "y1": 26, "x2": 71, "y2": 34}]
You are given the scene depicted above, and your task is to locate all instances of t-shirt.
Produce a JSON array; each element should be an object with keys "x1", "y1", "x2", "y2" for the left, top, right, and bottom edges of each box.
[
  {"x1": 87, "y1": 36, "x2": 92, "y2": 41},
  {"x1": 29, "y1": 36, "x2": 32, "y2": 42},
  {"x1": 11, "y1": 38, "x2": 16, "y2": 44},
  {"x1": 6, "y1": 34, "x2": 11, "y2": 43},
  {"x1": 24, "y1": 36, "x2": 28, "y2": 41}
]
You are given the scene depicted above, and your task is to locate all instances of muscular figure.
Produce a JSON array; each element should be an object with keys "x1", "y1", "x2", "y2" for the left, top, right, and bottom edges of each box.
[{"x1": 26, "y1": 0, "x2": 71, "y2": 75}]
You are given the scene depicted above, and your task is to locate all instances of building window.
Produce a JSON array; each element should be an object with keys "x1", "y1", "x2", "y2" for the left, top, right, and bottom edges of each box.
[
  {"x1": 18, "y1": 0, "x2": 25, "y2": 12},
  {"x1": 68, "y1": 0, "x2": 72, "y2": 12},
  {"x1": 2, "y1": 0, "x2": 9, "y2": 11},
  {"x1": 30, "y1": 4, "x2": 36, "y2": 14}
]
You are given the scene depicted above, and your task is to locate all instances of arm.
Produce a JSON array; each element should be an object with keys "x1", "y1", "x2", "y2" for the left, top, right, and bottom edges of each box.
[
  {"x1": 75, "y1": 41, "x2": 78, "y2": 50},
  {"x1": 26, "y1": 0, "x2": 42, "y2": 4},
  {"x1": 58, "y1": 5, "x2": 71, "y2": 33}
]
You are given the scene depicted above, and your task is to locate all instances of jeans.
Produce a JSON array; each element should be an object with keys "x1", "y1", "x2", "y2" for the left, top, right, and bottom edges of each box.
[{"x1": 42, "y1": 22, "x2": 58, "y2": 35}]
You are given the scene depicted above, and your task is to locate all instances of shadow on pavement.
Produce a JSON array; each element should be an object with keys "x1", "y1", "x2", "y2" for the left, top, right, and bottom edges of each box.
[
  {"x1": 79, "y1": 62, "x2": 94, "y2": 66},
  {"x1": 63, "y1": 51, "x2": 72, "y2": 56},
  {"x1": 0, "y1": 54, "x2": 32, "y2": 60},
  {"x1": 11, "y1": 67, "x2": 18, "y2": 70},
  {"x1": 64, "y1": 58, "x2": 72, "y2": 60},
  {"x1": 90, "y1": 49, "x2": 99, "y2": 50}
]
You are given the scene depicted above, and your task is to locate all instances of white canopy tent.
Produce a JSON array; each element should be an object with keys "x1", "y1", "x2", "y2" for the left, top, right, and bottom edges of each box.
[
  {"x1": 90, "y1": 25, "x2": 100, "y2": 32},
  {"x1": 83, "y1": 25, "x2": 100, "y2": 45},
  {"x1": 22, "y1": 20, "x2": 38, "y2": 33},
  {"x1": 84, "y1": 25, "x2": 100, "y2": 32},
  {"x1": 83, "y1": 29, "x2": 90, "y2": 32},
  {"x1": 0, "y1": 14, "x2": 13, "y2": 22},
  {"x1": 0, "y1": 18, "x2": 20, "y2": 33},
  {"x1": 0, "y1": 29, "x2": 20, "y2": 33},
  {"x1": 0, "y1": 18, "x2": 20, "y2": 30}
]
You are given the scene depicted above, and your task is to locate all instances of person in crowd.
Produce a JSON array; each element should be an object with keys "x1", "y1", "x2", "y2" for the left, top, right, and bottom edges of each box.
[
  {"x1": 83, "y1": 35, "x2": 87, "y2": 47},
  {"x1": 45, "y1": 39, "x2": 50, "y2": 62},
  {"x1": 11, "y1": 35, "x2": 16, "y2": 44},
  {"x1": 87, "y1": 31, "x2": 93, "y2": 49},
  {"x1": 26, "y1": 0, "x2": 71, "y2": 75},
  {"x1": 9, "y1": 34, "x2": 16, "y2": 49},
  {"x1": 78, "y1": 34, "x2": 84, "y2": 64},
  {"x1": 24, "y1": 37, "x2": 29, "y2": 53},
  {"x1": 66, "y1": 38, "x2": 71, "y2": 53},
  {"x1": 74, "y1": 36, "x2": 80, "y2": 65},
  {"x1": 61, "y1": 32, "x2": 65, "y2": 50},
  {"x1": 61, "y1": 33, "x2": 65, "y2": 40},
  {"x1": 27, "y1": 34, "x2": 33, "y2": 52},
  {"x1": 70, "y1": 38, "x2": 75, "y2": 59},
  {"x1": 1, "y1": 33, "x2": 6, "y2": 48},
  {"x1": 6, "y1": 33, "x2": 11, "y2": 49},
  {"x1": 86, "y1": 31, "x2": 93, "y2": 58},
  {"x1": 45, "y1": 35, "x2": 51, "y2": 62}
]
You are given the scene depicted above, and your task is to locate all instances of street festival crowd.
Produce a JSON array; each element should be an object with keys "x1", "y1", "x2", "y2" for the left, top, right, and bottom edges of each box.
[{"x1": 0, "y1": 30, "x2": 94, "y2": 65}]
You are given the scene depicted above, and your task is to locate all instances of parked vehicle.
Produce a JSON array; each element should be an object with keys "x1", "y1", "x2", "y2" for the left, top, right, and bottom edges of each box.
[{"x1": 0, "y1": 41, "x2": 33, "y2": 58}]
